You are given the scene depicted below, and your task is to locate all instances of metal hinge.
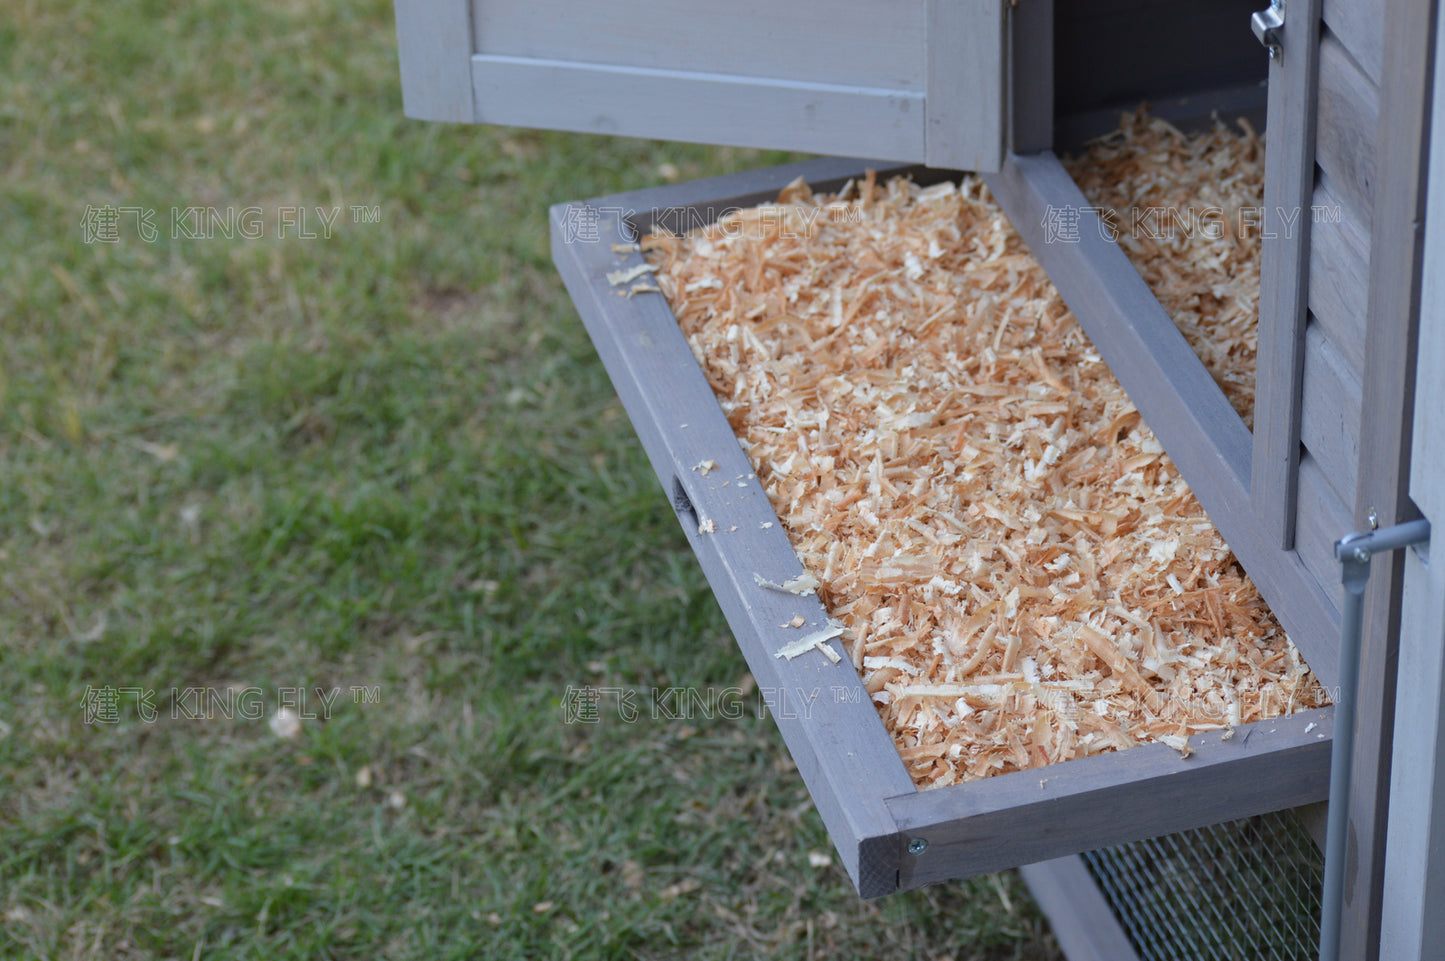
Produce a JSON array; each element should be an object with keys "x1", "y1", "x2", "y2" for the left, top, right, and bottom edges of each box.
[{"x1": 1252, "y1": 0, "x2": 1286, "y2": 61}]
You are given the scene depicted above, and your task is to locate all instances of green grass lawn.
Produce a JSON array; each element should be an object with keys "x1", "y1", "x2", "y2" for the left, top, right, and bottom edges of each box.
[{"x1": 0, "y1": 1, "x2": 1061, "y2": 957}]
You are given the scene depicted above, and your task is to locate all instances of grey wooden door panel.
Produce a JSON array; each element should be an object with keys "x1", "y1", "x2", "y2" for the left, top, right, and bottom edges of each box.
[
  {"x1": 1251, "y1": 0, "x2": 1319, "y2": 551},
  {"x1": 1381, "y1": 546, "x2": 1445, "y2": 958},
  {"x1": 1315, "y1": 31, "x2": 1378, "y2": 231},
  {"x1": 1381, "y1": 23, "x2": 1445, "y2": 940},
  {"x1": 1339, "y1": 0, "x2": 1436, "y2": 943},
  {"x1": 397, "y1": 0, "x2": 1004, "y2": 171},
  {"x1": 1307, "y1": 176, "x2": 1369, "y2": 375}
]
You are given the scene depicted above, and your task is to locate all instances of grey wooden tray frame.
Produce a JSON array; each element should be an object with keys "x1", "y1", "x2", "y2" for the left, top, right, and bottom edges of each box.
[{"x1": 550, "y1": 155, "x2": 1334, "y2": 898}]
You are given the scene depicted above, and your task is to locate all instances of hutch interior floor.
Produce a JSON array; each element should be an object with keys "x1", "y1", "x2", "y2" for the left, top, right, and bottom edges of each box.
[
  {"x1": 1064, "y1": 109, "x2": 1264, "y2": 428},
  {"x1": 642, "y1": 112, "x2": 1327, "y2": 789}
]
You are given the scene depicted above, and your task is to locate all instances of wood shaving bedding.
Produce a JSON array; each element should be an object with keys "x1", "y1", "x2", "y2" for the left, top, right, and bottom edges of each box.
[
  {"x1": 643, "y1": 131, "x2": 1324, "y2": 790},
  {"x1": 1065, "y1": 108, "x2": 1265, "y2": 427}
]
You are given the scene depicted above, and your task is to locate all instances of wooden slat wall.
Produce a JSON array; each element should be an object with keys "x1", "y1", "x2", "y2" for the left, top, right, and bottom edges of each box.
[
  {"x1": 1315, "y1": 30, "x2": 1378, "y2": 233},
  {"x1": 1307, "y1": 176, "x2": 1370, "y2": 374},
  {"x1": 1321, "y1": 0, "x2": 1383, "y2": 88},
  {"x1": 1291, "y1": 16, "x2": 1380, "y2": 631},
  {"x1": 1295, "y1": 454, "x2": 1350, "y2": 622},
  {"x1": 1300, "y1": 319, "x2": 1363, "y2": 504}
]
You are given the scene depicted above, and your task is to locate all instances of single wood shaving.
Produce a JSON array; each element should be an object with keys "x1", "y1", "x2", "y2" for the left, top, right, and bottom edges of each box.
[
  {"x1": 776, "y1": 624, "x2": 846, "y2": 661},
  {"x1": 754, "y1": 572, "x2": 821, "y2": 595},
  {"x1": 645, "y1": 123, "x2": 1326, "y2": 788},
  {"x1": 606, "y1": 262, "x2": 657, "y2": 286}
]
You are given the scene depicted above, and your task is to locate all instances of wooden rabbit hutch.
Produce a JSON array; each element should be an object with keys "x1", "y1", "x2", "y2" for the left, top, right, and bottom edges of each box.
[{"x1": 394, "y1": 1, "x2": 1445, "y2": 958}]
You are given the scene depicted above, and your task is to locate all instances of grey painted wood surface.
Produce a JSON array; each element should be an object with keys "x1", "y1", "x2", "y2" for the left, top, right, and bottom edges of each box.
[
  {"x1": 474, "y1": 0, "x2": 926, "y2": 90},
  {"x1": 1341, "y1": 0, "x2": 1436, "y2": 951},
  {"x1": 393, "y1": 0, "x2": 1010, "y2": 171},
  {"x1": 552, "y1": 157, "x2": 1346, "y2": 897},
  {"x1": 550, "y1": 179, "x2": 917, "y2": 898},
  {"x1": 1379, "y1": 547, "x2": 1445, "y2": 960},
  {"x1": 1020, "y1": 856, "x2": 1142, "y2": 961},
  {"x1": 984, "y1": 151, "x2": 1342, "y2": 689},
  {"x1": 1409, "y1": 38, "x2": 1445, "y2": 532},
  {"x1": 1315, "y1": 31, "x2": 1379, "y2": 233},
  {"x1": 1300, "y1": 319, "x2": 1363, "y2": 508},
  {"x1": 1008, "y1": 0, "x2": 1053, "y2": 154},
  {"x1": 925, "y1": 0, "x2": 1005, "y2": 171},
  {"x1": 1251, "y1": 0, "x2": 1320, "y2": 551},
  {"x1": 394, "y1": 0, "x2": 476, "y2": 122},
  {"x1": 1308, "y1": 175, "x2": 1370, "y2": 375},
  {"x1": 889, "y1": 709, "x2": 1334, "y2": 888},
  {"x1": 1321, "y1": 0, "x2": 1383, "y2": 87},
  {"x1": 1381, "y1": 37, "x2": 1445, "y2": 945},
  {"x1": 1294, "y1": 454, "x2": 1351, "y2": 620},
  {"x1": 472, "y1": 57, "x2": 927, "y2": 162}
]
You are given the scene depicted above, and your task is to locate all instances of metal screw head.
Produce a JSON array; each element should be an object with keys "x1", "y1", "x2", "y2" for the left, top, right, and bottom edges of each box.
[
  {"x1": 1367, "y1": 507, "x2": 1379, "y2": 529},
  {"x1": 907, "y1": 838, "x2": 928, "y2": 855},
  {"x1": 1352, "y1": 546, "x2": 1371, "y2": 564}
]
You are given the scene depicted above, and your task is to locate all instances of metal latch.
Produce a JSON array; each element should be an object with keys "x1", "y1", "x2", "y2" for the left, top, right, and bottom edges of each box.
[
  {"x1": 1317, "y1": 517, "x2": 1431, "y2": 961},
  {"x1": 1252, "y1": 0, "x2": 1285, "y2": 60}
]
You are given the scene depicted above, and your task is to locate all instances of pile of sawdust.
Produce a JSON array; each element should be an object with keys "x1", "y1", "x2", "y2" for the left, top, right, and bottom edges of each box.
[{"x1": 642, "y1": 117, "x2": 1322, "y2": 788}]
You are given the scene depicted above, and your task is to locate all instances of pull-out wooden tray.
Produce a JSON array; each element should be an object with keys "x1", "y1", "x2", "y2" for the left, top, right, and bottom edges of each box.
[{"x1": 550, "y1": 155, "x2": 1334, "y2": 897}]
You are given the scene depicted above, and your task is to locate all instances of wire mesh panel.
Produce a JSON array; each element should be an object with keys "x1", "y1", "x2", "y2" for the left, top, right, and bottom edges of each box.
[{"x1": 1082, "y1": 811, "x2": 1324, "y2": 961}]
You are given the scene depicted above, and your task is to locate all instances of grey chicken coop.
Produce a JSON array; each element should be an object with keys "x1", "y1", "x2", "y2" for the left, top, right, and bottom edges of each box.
[{"x1": 392, "y1": 1, "x2": 1445, "y2": 958}]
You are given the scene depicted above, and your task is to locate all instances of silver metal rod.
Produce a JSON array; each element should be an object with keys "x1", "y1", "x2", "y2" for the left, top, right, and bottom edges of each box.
[
  {"x1": 1318, "y1": 518, "x2": 1430, "y2": 961},
  {"x1": 1318, "y1": 585, "x2": 1365, "y2": 961}
]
